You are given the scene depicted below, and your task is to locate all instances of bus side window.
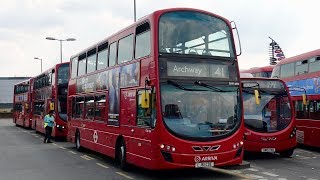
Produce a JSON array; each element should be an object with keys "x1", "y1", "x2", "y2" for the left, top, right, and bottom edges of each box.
[
  {"x1": 75, "y1": 97, "x2": 84, "y2": 118},
  {"x1": 137, "y1": 89, "x2": 156, "y2": 127},
  {"x1": 85, "y1": 96, "x2": 95, "y2": 120},
  {"x1": 94, "y1": 94, "x2": 106, "y2": 121}
]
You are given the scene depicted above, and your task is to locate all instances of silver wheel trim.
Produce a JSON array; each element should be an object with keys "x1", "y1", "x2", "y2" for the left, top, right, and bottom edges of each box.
[
  {"x1": 120, "y1": 145, "x2": 125, "y2": 161},
  {"x1": 76, "y1": 135, "x2": 80, "y2": 148}
]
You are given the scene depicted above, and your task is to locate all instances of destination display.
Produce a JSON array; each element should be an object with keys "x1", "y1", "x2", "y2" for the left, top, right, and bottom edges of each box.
[
  {"x1": 167, "y1": 61, "x2": 229, "y2": 78},
  {"x1": 242, "y1": 80, "x2": 284, "y2": 89}
]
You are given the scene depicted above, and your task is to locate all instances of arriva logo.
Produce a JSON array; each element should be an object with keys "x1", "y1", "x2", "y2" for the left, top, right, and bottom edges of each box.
[{"x1": 194, "y1": 156, "x2": 218, "y2": 162}]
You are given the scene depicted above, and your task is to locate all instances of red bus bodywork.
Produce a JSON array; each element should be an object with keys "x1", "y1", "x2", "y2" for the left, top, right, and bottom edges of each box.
[
  {"x1": 67, "y1": 8, "x2": 244, "y2": 170},
  {"x1": 241, "y1": 65, "x2": 274, "y2": 78},
  {"x1": 241, "y1": 78, "x2": 296, "y2": 156},
  {"x1": 33, "y1": 62, "x2": 69, "y2": 138},
  {"x1": 271, "y1": 49, "x2": 320, "y2": 148},
  {"x1": 13, "y1": 78, "x2": 34, "y2": 128}
]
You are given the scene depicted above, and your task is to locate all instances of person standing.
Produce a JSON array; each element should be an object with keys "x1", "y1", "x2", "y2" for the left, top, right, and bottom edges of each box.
[{"x1": 44, "y1": 110, "x2": 55, "y2": 143}]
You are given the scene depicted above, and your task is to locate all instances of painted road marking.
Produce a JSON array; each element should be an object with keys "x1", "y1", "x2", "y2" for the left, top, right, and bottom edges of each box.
[
  {"x1": 81, "y1": 155, "x2": 94, "y2": 160},
  {"x1": 34, "y1": 135, "x2": 39, "y2": 137},
  {"x1": 204, "y1": 167, "x2": 251, "y2": 179},
  {"x1": 52, "y1": 143, "x2": 58, "y2": 146},
  {"x1": 68, "y1": 151, "x2": 77, "y2": 154},
  {"x1": 59, "y1": 146, "x2": 67, "y2": 150},
  {"x1": 248, "y1": 168, "x2": 259, "y2": 172},
  {"x1": 245, "y1": 174, "x2": 264, "y2": 179},
  {"x1": 262, "y1": 172, "x2": 279, "y2": 177},
  {"x1": 116, "y1": 172, "x2": 134, "y2": 179},
  {"x1": 96, "y1": 163, "x2": 109, "y2": 169},
  {"x1": 296, "y1": 149, "x2": 314, "y2": 154}
]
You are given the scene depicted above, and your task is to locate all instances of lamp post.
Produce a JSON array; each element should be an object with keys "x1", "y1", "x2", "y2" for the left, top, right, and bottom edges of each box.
[
  {"x1": 134, "y1": 0, "x2": 136, "y2": 22},
  {"x1": 34, "y1": 57, "x2": 43, "y2": 73},
  {"x1": 45, "y1": 37, "x2": 76, "y2": 63}
]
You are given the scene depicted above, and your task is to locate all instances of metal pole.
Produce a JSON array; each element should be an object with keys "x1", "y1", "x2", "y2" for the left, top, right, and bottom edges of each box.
[
  {"x1": 60, "y1": 40, "x2": 63, "y2": 63},
  {"x1": 40, "y1": 59, "x2": 43, "y2": 73},
  {"x1": 134, "y1": 0, "x2": 136, "y2": 22}
]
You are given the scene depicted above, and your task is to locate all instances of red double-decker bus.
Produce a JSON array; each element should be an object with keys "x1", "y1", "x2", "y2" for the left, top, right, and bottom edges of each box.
[
  {"x1": 67, "y1": 8, "x2": 244, "y2": 170},
  {"x1": 13, "y1": 78, "x2": 33, "y2": 128},
  {"x1": 241, "y1": 65, "x2": 274, "y2": 78},
  {"x1": 241, "y1": 78, "x2": 296, "y2": 157},
  {"x1": 271, "y1": 49, "x2": 320, "y2": 148},
  {"x1": 33, "y1": 62, "x2": 69, "y2": 138}
]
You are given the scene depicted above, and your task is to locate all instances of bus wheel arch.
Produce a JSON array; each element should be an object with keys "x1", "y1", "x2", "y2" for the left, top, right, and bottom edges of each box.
[{"x1": 115, "y1": 136, "x2": 128, "y2": 170}]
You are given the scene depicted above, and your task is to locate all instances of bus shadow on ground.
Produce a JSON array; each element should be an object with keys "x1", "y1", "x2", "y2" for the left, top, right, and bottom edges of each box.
[
  {"x1": 244, "y1": 151, "x2": 286, "y2": 161},
  {"x1": 68, "y1": 146, "x2": 240, "y2": 179},
  {"x1": 298, "y1": 144, "x2": 320, "y2": 153}
]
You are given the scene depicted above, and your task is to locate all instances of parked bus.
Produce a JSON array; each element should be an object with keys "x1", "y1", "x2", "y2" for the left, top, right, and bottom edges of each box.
[
  {"x1": 13, "y1": 78, "x2": 33, "y2": 128},
  {"x1": 67, "y1": 8, "x2": 244, "y2": 170},
  {"x1": 271, "y1": 49, "x2": 320, "y2": 148},
  {"x1": 241, "y1": 65, "x2": 274, "y2": 78},
  {"x1": 33, "y1": 62, "x2": 69, "y2": 138},
  {"x1": 241, "y1": 77, "x2": 296, "y2": 157}
]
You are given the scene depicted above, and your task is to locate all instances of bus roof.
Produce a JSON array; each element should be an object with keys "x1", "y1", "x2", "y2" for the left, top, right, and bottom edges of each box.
[
  {"x1": 241, "y1": 65, "x2": 274, "y2": 74},
  {"x1": 275, "y1": 49, "x2": 320, "y2": 66},
  {"x1": 70, "y1": 8, "x2": 231, "y2": 60}
]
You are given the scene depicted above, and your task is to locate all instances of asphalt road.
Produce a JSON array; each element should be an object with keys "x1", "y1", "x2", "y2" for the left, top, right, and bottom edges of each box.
[{"x1": 1, "y1": 118, "x2": 319, "y2": 180}]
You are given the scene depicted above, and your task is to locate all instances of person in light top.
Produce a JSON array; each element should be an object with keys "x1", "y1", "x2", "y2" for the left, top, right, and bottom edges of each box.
[{"x1": 44, "y1": 110, "x2": 55, "y2": 143}]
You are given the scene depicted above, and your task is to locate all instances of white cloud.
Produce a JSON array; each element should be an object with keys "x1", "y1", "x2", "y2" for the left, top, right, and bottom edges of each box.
[{"x1": 1, "y1": 0, "x2": 320, "y2": 76}]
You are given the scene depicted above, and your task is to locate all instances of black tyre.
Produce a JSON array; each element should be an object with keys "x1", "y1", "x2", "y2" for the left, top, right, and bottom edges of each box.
[
  {"x1": 280, "y1": 149, "x2": 294, "y2": 157},
  {"x1": 75, "y1": 132, "x2": 83, "y2": 152},
  {"x1": 117, "y1": 140, "x2": 128, "y2": 170}
]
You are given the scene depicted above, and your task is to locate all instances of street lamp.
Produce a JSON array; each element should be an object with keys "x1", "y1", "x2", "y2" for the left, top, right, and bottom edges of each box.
[
  {"x1": 34, "y1": 57, "x2": 43, "y2": 73},
  {"x1": 45, "y1": 37, "x2": 76, "y2": 63}
]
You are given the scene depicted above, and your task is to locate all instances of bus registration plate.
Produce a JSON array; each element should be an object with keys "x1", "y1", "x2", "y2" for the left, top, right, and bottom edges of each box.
[
  {"x1": 195, "y1": 162, "x2": 214, "y2": 168},
  {"x1": 261, "y1": 148, "x2": 275, "y2": 152}
]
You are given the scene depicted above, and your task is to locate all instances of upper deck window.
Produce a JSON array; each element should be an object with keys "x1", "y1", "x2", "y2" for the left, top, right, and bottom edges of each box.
[
  {"x1": 87, "y1": 48, "x2": 97, "y2": 74},
  {"x1": 271, "y1": 65, "x2": 280, "y2": 78},
  {"x1": 280, "y1": 63, "x2": 294, "y2": 78},
  {"x1": 159, "y1": 11, "x2": 234, "y2": 58},
  {"x1": 57, "y1": 63, "x2": 69, "y2": 84},
  {"x1": 78, "y1": 54, "x2": 86, "y2": 76},
  {"x1": 118, "y1": 34, "x2": 133, "y2": 64},
  {"x1": 309, "y1": 56, "x2": 320, "y2": 73},
  {"x1": 135, "y1": 22, "x2": 151, "y2": 59},
  {"x1": 97, "y1": 42, "x2": 108, "y2": 70},
  {"x1": 295, "y1": 59, "x2": 308, "y2": 75},
  {"x1": 109, "y1": 42, "x2": 117, "y2": 67},
  {"x1": 71, "y1": 57, "x2": 78, "y2": 78}
]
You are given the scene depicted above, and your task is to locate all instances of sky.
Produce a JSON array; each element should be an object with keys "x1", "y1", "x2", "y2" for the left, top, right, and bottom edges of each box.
[{"x1": 1, "y1": 0, "x2": 320, "y2": 77}]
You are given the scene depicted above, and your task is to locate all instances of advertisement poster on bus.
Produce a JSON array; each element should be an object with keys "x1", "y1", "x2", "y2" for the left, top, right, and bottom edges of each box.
[
  {"x1": 108, "y1": 68, "x2": 120, "y2": 126},
  {"x1": 120, "y1": 62, "x2": 140, "y2": 88},
  {"x1": 288, "y1": 77, "x2": 320, "y2": 96}
]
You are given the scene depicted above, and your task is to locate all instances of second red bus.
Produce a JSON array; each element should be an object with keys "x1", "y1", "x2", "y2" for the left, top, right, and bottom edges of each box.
[
  {"x1": 241, "y1": 78, "x2": 296, "y2": 157},
  {"x1": 33, "y1": 62, "x2": 70, "y2": 138}
]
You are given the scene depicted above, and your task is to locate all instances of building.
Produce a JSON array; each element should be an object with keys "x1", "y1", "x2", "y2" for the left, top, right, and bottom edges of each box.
[{"x1": 0, "y1": 77, "x2": 30, "y2": 113}]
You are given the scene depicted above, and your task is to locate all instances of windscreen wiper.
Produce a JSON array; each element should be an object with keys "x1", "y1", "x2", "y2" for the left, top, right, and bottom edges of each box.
[
  {"x1": 194, "y1": 81, "x2": 232, "y2": 92},
  {"x1": 167, "y1": 80, "x2": 206, "y2": 91}
]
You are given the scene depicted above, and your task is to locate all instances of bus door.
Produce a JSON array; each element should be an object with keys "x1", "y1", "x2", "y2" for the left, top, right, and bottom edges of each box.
[{"x1": 123, "y1": 89, "x2": 156, "y2": 162}]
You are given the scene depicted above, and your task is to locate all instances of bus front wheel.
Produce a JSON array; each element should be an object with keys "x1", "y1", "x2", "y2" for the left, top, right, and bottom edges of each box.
[{"x1": 280, "y1": 149, "x2": 294, "y2": 157}]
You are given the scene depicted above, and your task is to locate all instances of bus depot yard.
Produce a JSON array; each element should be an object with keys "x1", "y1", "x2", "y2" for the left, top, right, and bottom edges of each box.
[
  {"x1": 6, "y1": 7, "x2": 320, "y2": 180},
  {"x1": 0, "y1": 118, "x2": 319, "y2": 180}
]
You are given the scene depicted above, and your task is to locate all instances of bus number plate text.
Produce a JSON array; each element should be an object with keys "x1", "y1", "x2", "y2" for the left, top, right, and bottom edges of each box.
[
  {"x1": 261, "y1": 148, "x2": 275, "y2": 153},
  {"x1": 195, "y1": 162, "x2": 214, "y2": 168}
]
